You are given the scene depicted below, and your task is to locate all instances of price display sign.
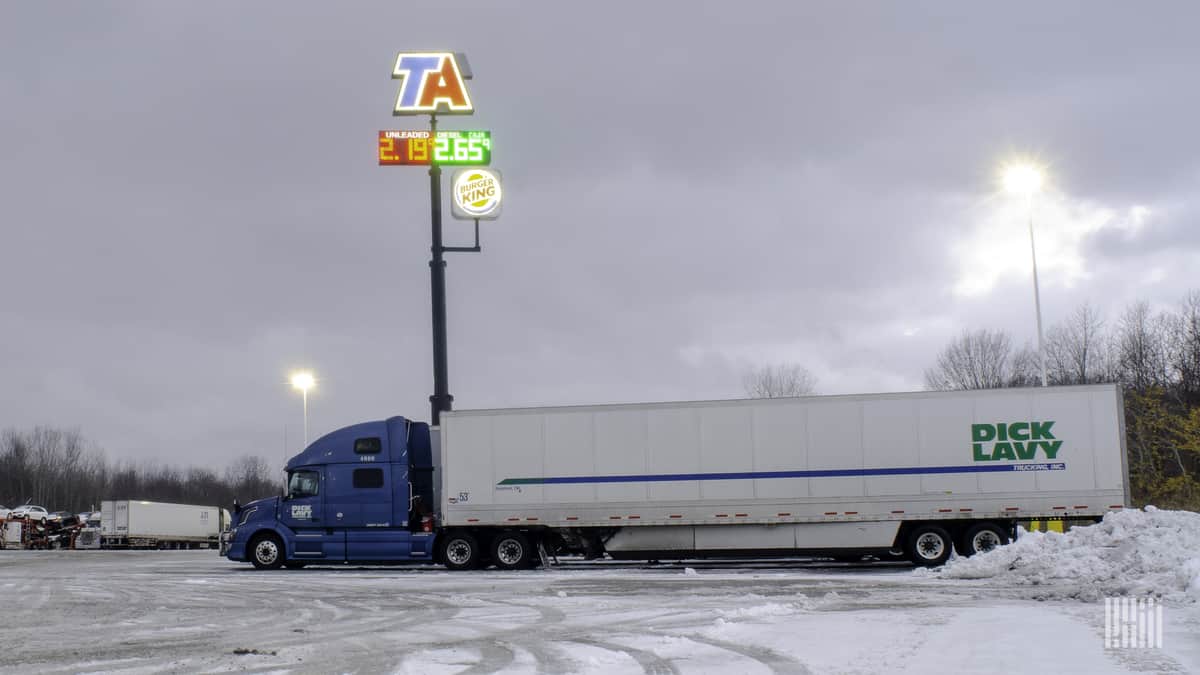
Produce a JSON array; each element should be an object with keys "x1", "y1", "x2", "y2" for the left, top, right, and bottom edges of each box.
[{"x1": 378, "y1": 130, "x2": 491, "y2": 166}]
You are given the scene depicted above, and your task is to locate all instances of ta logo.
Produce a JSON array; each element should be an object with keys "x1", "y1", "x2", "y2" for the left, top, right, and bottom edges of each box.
[{"x1": 392, "y1": 52, "x2": 474, "y2": 115}]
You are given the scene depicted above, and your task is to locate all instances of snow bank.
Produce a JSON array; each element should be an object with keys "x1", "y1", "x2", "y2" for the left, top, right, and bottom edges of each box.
[{"x1": 925, "y1": 507, "x2": 1200, "y2": 602}]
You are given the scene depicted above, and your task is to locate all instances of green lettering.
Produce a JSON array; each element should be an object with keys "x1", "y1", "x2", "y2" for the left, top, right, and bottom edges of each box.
[
  {"x1": 1009, "y1": 422, "x2": 1030, "y2": 441},
  {"x1": 972, "y1": 424, "x2": 996, "y2": 442},
  {"x1": 1031, "y1": 421, "x2": 1055, "y2": 440},
  {"x1": 1014, "y1": 441, "x2": 1036, "y2": 460},
  {"x1": 992, "y1": 442, "x2": 1016, "y2": 461},
  {"x1": 973, "y1": 443, "x2": 991, "y2": 461},
  {"x1": 1040, "y1": 440, "x2": 1062, "y2": 459},
  {"x1": 997, "y1": 423, "x2": 1008, "y2": 441}
]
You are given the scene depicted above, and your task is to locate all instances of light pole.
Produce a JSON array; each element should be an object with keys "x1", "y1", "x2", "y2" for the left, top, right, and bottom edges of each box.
[
  {"x1": 290, "y1": 371, "x2": 316, "y2": 446},
  {"x1": 1003, "y1": 164, "x2": 1047, "y2": 387}
]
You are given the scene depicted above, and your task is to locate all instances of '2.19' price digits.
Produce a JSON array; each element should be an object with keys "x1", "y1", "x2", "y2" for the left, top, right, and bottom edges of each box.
[{"x1": 378, "y1": 130, "x2": 492, "y2": 166}]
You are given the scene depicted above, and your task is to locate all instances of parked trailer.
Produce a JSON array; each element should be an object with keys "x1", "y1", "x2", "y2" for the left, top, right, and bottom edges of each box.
[
  {"x1": 222, "y1": 384, "x2": 1128, "y2": 569},
  {"x1": 101, "y1": 500, "x2": 230, "y2": 549}
]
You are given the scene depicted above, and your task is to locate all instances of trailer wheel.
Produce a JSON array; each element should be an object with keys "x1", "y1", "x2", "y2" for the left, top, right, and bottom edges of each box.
[
  {"x1": 905, "y1": 525, "x2": 953, "y2": 567},
  {"x1": 441, "y1": 532, "x2": 481, "y2": 571},
  {"x1": 249, "y1": 533, "x2": 285, "y2": 570},
  {"x1": 492, "y1": 532, "x2": 531, "y2": 570},
  {"x1": 958, "y1": 522, "x2": 1009, "y2": 557}
]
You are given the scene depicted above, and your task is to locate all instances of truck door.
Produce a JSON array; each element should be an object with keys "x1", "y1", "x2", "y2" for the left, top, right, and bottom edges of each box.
[
  {"x1": 338, "y1": 463, "x2": 413, "y2": 561},
  {"x1": 281, "y1": 467, "x2": 345, "y2": 561}
]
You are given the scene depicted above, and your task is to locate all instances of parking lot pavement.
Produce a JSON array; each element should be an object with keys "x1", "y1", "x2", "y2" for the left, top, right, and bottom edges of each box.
[{"x1": 1, "y1": 550, "x2": 1195, "y2": 674}]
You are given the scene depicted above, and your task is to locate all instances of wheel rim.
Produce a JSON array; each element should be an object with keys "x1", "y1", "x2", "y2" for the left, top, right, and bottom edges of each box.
[
  {"x1": 255, "y1": 539, "x2": 279, "y2": 565},
  {"x1": 446, "y1": 539, "x2": 473, "y2": 565},
  {"x1": 496, "y1": 538, "x2": 525, "y2": 566},
  {"x1": 972, "y1": 530, "x2": 1002, "y2": 553},
  {"x1": 915, "y1": 532, "x2": 946, "y2": 560}
]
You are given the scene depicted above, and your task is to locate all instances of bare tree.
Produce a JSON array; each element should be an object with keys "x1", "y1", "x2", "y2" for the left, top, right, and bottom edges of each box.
[
  {"x1": 0, "y1": 426, "x2": 282, "y2": 513},
  {"x1": 1116, "y1": 301, "x2": 1170, "y2": 391},
  {"x1": 743, "y1": 363, "x2": 818, "y2": 398},
  {"x1": 1009, "y1": 342, "x2": 1043, "y2": 388},
  {"x1": 924, "y1": 329, "x2": 1019, "y2": 391},
  {"x1": 1168, "y1": 291, "x2": 1200, "y2": 404},
  {"x1": 1045, "y1": 303, "x2": 1112, "y2": 385},
  {"x1": 224, "y1": 455, "x2": 279, "y2": 503}
]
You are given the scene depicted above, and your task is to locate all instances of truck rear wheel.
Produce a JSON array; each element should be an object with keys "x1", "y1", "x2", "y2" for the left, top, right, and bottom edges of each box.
[
  {"x1": 905, "y1": 525, "x2": 953, "y2": 567},
  {"x1": 492, "y1": 532, "x2": 531, "y2": 570},
  {"x1": 441, "y1": 532, "x2": 482, "y2": 571},
  {"x1": 958, "y1": 522, "x2": 1009, "y2": 557},
  {"x1": 249, "y1": 533, "x2": 285, "y2": 570}
]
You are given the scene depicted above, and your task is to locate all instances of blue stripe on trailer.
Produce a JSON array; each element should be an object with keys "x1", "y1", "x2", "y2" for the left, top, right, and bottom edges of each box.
[{"x1": 497, "y1": 462, "x2": 1066, "y2": 486}]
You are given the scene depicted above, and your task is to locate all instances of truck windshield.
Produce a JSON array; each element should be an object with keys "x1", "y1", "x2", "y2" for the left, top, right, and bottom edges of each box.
[{"x1": 287, "y1": 470, "x2": 319, "y2": 499}]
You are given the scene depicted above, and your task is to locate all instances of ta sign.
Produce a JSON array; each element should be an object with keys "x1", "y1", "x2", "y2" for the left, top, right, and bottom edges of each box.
[{"x1": 392, "y1": 52, "x2": 473, "y2": 116}]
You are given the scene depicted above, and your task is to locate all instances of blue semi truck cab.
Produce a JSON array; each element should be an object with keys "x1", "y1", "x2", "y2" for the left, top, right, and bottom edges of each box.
[{"x1": 222, "y1": 416, "x2": 440, "y2": 568}]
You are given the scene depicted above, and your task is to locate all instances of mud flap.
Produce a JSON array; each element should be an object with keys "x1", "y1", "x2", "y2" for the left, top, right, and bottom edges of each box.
[{"x1": 537, "y1": 540, "x2": 552, "y2": 569}]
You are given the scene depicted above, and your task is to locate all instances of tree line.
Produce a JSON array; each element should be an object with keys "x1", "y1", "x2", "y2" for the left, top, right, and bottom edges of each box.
[
  {"x1": 0, "y1": 427, "x2": 278, "y2": 514},
  {"x1": 925, "y1": 291, "x2": 1200, "y2": 510}
]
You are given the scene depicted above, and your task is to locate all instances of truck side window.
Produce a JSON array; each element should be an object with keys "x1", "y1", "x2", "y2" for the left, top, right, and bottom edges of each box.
[
  {"x1": 353, "y1": 468, "x2": 384, "y2": 489},
  {"x1": 354, "y1": 437, "x2": 382, "y2": 454},
  {"x1": 287, "y1": 470, "x2": 319, "y2": 499}
]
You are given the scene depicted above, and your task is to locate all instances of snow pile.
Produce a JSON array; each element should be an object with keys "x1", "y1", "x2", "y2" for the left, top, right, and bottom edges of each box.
[{"x1": 929, "y1": 506, "x2": 1200, "y2": 602}]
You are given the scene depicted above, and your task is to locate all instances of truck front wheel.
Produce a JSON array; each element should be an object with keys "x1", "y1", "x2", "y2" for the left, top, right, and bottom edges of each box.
[
  {"x1": 249, "y1": 533, "x2": 285, "y2": 570},
  {"x1": 492, "y1": 532, "x2": 531, "y2": 570},
  {"x1": 441, "y1": 532, "x2": 481, "y2": 571},
  {"x1": 905, "y1": 525, "x2": 953, "y2": 567}
]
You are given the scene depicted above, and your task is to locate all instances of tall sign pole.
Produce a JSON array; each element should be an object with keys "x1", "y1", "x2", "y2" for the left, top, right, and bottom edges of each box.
[
  {"x1": 427, "y1": 113, "x2": 452, "y2": 424},
  {"x1": 386, "y1": 52, "x2": 501, "y2": 427}
]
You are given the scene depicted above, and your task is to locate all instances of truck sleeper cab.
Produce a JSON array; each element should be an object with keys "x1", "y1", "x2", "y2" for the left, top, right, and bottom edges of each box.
[{"x1": 223, "y1": 416, "x2": 437, "y2": 569}]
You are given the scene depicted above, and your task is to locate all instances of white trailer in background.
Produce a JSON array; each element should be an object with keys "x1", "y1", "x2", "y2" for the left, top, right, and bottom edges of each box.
[
  {"x1": 437, "y1": 383, "x2": 1128, "y2": 566},
  {"x1": 100, "y1": 500, "x2": 230, "y2": 549}
]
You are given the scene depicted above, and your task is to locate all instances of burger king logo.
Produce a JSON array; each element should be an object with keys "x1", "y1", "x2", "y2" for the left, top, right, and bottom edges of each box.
[{"x1": 451, "y1": 168, "x2": 502, "y2": 220}]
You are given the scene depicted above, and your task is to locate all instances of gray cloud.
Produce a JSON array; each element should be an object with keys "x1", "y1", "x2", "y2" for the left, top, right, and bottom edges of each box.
[{"x1": 3, "y1": 2, "x2": 1199, "y2": 470}]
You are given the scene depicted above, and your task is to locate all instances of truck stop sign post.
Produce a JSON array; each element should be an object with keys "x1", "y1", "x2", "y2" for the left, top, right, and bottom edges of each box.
[{"x1": 382, "y1": 51, "x2": 500, "y2": 426}]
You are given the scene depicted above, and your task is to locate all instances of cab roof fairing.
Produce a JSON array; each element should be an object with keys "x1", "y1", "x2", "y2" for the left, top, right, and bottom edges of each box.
[{"x1": 284, "y1": 416, "x2": 416, "y2": 470}]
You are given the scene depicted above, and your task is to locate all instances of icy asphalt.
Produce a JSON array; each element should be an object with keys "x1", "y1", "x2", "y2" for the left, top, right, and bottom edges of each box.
[{"x1": 1, "y1": 551, "x2": 1196, "y2": 674}]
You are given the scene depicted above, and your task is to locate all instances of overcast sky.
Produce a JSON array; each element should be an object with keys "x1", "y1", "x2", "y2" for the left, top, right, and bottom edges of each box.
[{"x1": 3, "y1": 2, "x2": 1198, "y2": 471}]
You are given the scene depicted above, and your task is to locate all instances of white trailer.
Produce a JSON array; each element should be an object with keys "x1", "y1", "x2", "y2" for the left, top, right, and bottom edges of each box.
[
  {"x1": 437, "y1": 384, "x2": 1128, "y2": 565},
  {"x1": 100, "y1": 500, "x2": 230, "y2": 549}
]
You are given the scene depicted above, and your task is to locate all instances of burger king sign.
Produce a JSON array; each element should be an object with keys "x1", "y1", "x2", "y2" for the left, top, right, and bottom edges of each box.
[{"x1": 451, "y1": 168, "x2": 502, "y2": 220}]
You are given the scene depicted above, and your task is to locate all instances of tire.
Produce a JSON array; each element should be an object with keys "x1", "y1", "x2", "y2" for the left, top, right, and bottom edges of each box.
[
  {"x1": 958, "y1": 522, "x2": 1010, "y2": 557},
  {"x1": 249, "y1": 533, "x2": 285, "y2": 570},
  {"x1": 441, "y1": 532, "x2": 482, "y2": 571},
  {"x1": 492, "y1": 532, "x2": 531, "y2": 570},
  {"x1": 905, "y1": 525, "x2": 953, "y2": 567}
]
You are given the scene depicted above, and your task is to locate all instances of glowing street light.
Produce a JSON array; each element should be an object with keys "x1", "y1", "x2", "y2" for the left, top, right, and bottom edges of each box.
[
  {"x1": 290, "y1": 371, "x2": 316, "y2": 446},
  {"x1": 1003, "y1": 162, "x2": 1048, "y2": 387}
]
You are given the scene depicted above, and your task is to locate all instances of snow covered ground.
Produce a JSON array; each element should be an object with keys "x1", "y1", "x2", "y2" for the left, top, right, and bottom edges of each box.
[
  {"x1": 1, "y1": 542, "x2": 1197, "y2": 674},
  {"x1": 928, "y1": 507, "x2": 1200, "y2": 603}
]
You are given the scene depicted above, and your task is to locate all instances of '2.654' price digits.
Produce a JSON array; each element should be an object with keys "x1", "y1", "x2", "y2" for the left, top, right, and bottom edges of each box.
[{"x1": 378, "y1": 130, "x2": 491, "y2": 166}]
